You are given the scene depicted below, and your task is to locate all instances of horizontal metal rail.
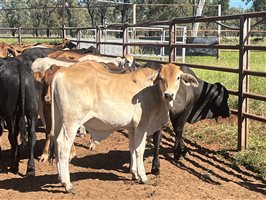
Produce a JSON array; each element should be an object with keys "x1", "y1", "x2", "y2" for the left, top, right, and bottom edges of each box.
[
  {"x1": 172, "y1": 44, "x2": 240, "y2": 50},
  {"x1": 244, "y1": 92, "x2": 266, "y2": 102},
  {"x1": 244, "y1": 70, "x2": 266, "y2": 77},
  {"x1": 125, "y1": 42, "x2": 168, "y2": 47},
  {"x1": 245, "y1": 45, "x2": 266, "y2": 51},
  {"x1": 243, "y1": 112, "x2": 266, "y2": 123}
]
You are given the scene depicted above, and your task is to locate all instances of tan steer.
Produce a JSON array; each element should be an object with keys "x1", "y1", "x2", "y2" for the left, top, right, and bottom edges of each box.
[{"x1": 50, "y1": 61, "x2": 198, "y2": 193}]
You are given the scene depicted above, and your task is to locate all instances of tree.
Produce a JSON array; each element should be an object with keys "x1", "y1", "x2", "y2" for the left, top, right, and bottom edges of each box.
[
  {"x1": 0, "y1": 0, "x2": 31, "y2": 36},
  {"x1": 26, "y1": 0, "x2": 62, "y2": 36},
  {"x1": 242, "y1": 0, "x2": 266, "y2": 12},
  {"x1": 191, "y1": 0, "x2": 206, "y2": 37}
]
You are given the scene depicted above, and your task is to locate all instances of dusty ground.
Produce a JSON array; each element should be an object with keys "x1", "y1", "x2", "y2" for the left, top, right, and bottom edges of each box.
[{"x1": 0, "y1": 124, "x2": 265, "y2": 200}]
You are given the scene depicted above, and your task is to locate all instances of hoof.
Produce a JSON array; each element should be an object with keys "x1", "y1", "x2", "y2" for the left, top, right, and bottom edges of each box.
[
  {"x1": 182, "y1": 148, "x2": 188, "y2": 157},
  {"x1": 63, "y1": 183, "x2": 75, "y2": 194},
  {"x1": 66, "y1": 187, "x2": 76, "y2": 195},
  {"x1": 132, "y1": 174, "x2": 140, "y2": 182},
  {"x1": 140, "y1": 178, "x2": 148, "y2": 184},
  {"x1": 26, "y1": 170, "x2": 36, "y2": 177},
  {"x1": 151, "y1": 167, "x2": 160, "y2": 175},
  {"x1": 39, "y1": 154, "x2": 49, "y2": 163}
]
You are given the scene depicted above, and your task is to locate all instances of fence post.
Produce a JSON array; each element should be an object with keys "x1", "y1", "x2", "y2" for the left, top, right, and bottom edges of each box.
[
  {"x1": 96, "y1": 27, "x2": 101, "y2": 53},
  {"x1": 217, "y1": 4, "x2": 221, "y2": 60},
  {"x1": 169, "y1": 22, "x2": 176, "y2": 62},
  {"x1": 77, "y1": 29, "x2": 81, "y2": 49},
  {"x1": 62, "y1": 0, "x2": 65, "y2": 38},
  {"x1": 237, "y1": 16, "x2": 250, "y2": 151},
  {"x1": 18, "y1": 27, "x2": 22, "y2": 44},
  {"x1": 123, "y1": 26, "x2": 128, "y2": 57}
]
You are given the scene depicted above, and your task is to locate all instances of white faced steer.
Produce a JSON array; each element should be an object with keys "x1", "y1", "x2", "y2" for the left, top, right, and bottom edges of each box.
[{"x1": 50, "y1": 61, "x2": 198, "y2": 193}]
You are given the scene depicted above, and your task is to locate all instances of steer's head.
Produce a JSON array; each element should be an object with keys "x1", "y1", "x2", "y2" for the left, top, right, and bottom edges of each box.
[
  {"x1": 0, "y1": 42, "x2": 9, "y2": 58},
  {"x1": 156, "y1": 63, "x2": 199, "y2": 106},
  {"x1": 34, "y1": 64, "x2": 62, "y2": 104}
]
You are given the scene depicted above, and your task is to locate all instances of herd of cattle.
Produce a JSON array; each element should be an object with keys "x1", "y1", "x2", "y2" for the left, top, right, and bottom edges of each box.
[{"x1": 0, "y1": 39, "x2": 230, "y2": 193}]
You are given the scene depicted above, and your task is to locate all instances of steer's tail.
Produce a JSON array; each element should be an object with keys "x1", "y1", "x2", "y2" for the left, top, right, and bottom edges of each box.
[
  {"x1": 49, "y1": 73, "x2": 60, "y2": 161},
  {"x1": 18, "y1": 62, "x2": 26, "y2": 146}
]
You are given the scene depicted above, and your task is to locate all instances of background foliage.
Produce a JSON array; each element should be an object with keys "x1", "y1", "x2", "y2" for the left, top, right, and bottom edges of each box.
[{"x1": 0, "y1": 0, "x2": 264, "y2": 29}]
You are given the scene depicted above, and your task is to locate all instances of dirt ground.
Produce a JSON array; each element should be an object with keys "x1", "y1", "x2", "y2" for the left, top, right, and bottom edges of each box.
[{"x1": 0, "y1": 124, "x2": 265, "y2": 200}]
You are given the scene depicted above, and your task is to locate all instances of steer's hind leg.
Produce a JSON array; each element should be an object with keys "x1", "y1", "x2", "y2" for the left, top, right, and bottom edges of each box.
[
  {"x1": 40, "y1": 103, "x2": 52, "y2": 163},
  {"x1": 26, "y1": 115, "x2": 37, "y2": 176},
  {"x1": 7, "y1": 118, "x2": 19, "y2": 174},
  {"x1": 55, "y1": 123, "x2": 78, "y2": 194}
]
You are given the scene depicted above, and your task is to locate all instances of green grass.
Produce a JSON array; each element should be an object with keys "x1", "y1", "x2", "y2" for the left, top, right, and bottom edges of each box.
[
  {"x1": 184, "y1": 119, "x2": 266, "y2": 178},
  {"x1": 178, "y1": 50, "x2": 266, "y2": 179},
  {"x1": 0, "y1": 38, "x2": 62, "y2": 45}
]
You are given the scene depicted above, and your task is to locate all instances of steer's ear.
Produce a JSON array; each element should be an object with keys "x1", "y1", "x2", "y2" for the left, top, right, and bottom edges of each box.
[
  {"x1": 145, "y1": 72, "x2": 159, "y2": 87},
  {"x1": 181, "y1": 73, "x2": 199, "y2": 87}
]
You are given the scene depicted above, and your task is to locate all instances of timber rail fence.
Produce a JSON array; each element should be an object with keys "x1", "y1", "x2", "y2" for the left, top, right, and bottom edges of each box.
[{"x1": 0, "y1": 11, "x2": 266, "y2": 151}]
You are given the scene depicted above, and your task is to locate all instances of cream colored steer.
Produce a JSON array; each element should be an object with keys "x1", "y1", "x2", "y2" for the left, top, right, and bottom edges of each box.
[{"x1": 50, "y1": 61, "x2": 198, "y2": 193}]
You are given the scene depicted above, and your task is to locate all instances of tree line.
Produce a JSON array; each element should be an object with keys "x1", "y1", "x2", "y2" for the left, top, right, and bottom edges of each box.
[{"x1": 0, "y1": 0, "x2": 264, "y2": 37}]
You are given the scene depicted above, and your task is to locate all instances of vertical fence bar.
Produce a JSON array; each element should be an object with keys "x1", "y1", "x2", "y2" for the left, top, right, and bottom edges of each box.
[
  {"x1": 238, "y1": 16, "x2": 250, "y2": 151},
  {"x1": 123, "y1": 26, "x2": 128, "y2": 57},
  {"x1": 160, "y1": 28, "x2": 163, "y2": 60},
  {"x1": 217, "y1": 4, "x2": 221, "y2": 60},
  {"x1": 169, "y1": 23, "x2": 176, "y2": 62},
  {"x1": 182, "y1": 26, "x2": 187, "y2": 63},
  {"x1": 62, "y1": 25, "x2": 66, "y2": 39},
  {"x1": 62, "y1": 0, "x2": 66, "y2": 38},
  {"x1": 18, "y1": 27, "x2": 22, "y2": 44},
  {"x1": 162, "y1": 30, "x2": 166, "y2": 57}
]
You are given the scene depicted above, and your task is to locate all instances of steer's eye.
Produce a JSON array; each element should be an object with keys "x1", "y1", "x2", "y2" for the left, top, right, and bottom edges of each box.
[{"x1": 177, "y1": 76, "x2": 180, "y2": 80}]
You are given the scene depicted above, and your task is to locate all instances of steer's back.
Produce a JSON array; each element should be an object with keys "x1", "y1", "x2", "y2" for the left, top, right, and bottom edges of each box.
[{"x1": 51, "y1": 61, "x2": 165, "y2": 133}]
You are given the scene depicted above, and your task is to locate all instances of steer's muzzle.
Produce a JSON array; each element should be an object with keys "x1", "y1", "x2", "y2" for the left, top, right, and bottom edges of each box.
[{"x1": 164, "y1": 92, "x2": 174, "y2": 101}]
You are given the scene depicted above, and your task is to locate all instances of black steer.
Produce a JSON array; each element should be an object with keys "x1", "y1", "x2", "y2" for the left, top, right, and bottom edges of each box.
[
  {"x1": 151, "y1": 65, "x2": 230, "y2": 175},
  {"x1": 0, "y1": 57, "x2": 39, "y2": 175}
]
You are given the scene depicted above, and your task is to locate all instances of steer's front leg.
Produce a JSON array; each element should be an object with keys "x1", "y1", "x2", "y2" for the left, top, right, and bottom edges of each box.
[
  {"x1": 151, "y1": 130, "x2": 162, "y2": 175},
  {"x1": 128, "y1": 132, "x2": 139, "y2": 181},
  {"x1": 134, "y1": 130, "x2": 148, "y2": 184}
]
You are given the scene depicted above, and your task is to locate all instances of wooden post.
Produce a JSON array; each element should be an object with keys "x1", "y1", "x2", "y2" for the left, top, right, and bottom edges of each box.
[
  {"x1": 77, "y1": 29, "x2": 81, "y2": 49},
  {"x1": 18, "y1": 27, "x2": 22, "y2": 44},
  {"x1": 62, "y1": 0, "x2": 66, "y2": 38},
  {"x1": 123, "y1": 26, "x2": 128, "y2": 57},
  {"x1": 169, "y1": 23, "x2": 176, "y2": 62},
  {"x1": 237, "y1": 16, "x2": 250, "y2": 151},
  {"x1": 96, "y1": 27, "x2": 101, "y2": 53}
]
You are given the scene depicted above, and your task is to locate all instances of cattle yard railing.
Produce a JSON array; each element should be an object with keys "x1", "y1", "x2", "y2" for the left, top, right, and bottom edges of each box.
[
  {"x1": 70, "y1": 12, "x2": 266, "y2": 151},
  {"x1": 0, "y1": 11, "x2": 265, "y2": 151}
]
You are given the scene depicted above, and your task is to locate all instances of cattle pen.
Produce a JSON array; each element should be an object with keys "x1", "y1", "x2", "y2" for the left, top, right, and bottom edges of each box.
[
  {"x1": 0, "y1": 11, "x2": 266, "y2": 152},
  {"x1": 69, "y1": 12, "x2": 266, "y2": 152}
]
